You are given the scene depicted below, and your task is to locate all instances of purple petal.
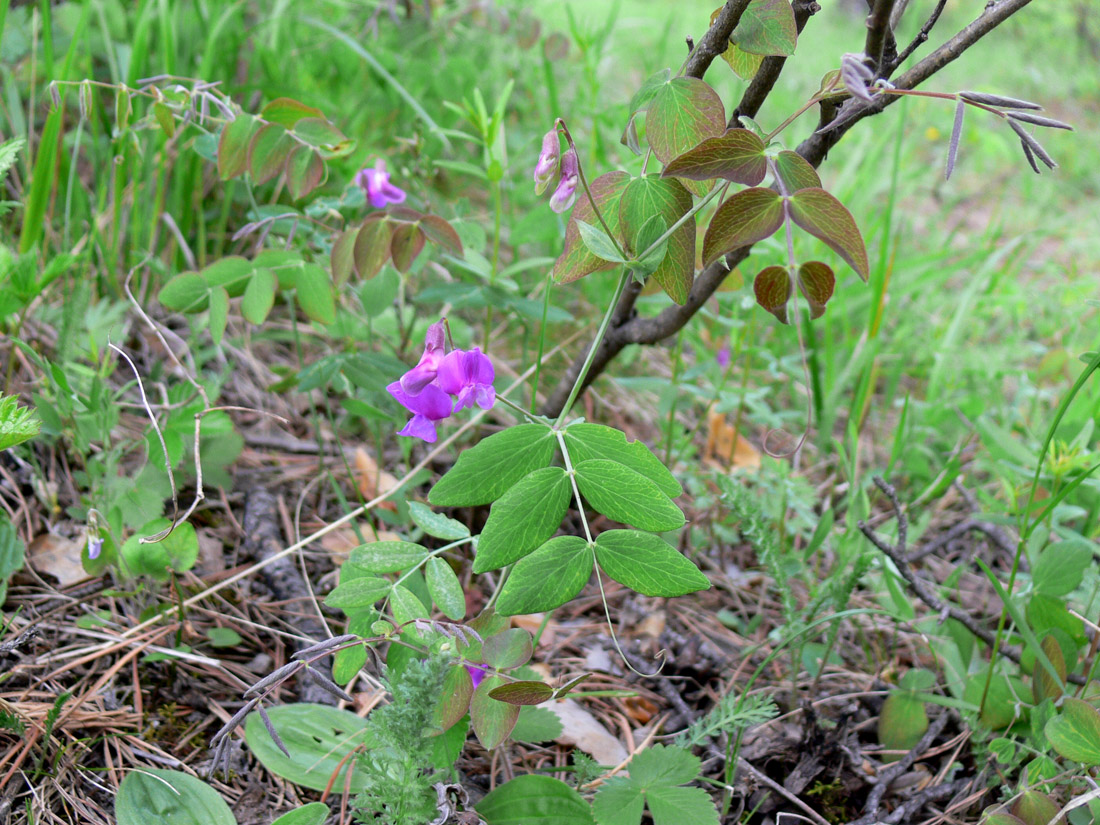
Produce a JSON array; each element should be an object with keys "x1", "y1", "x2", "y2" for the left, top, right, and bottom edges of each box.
[
  {"x1": 87, "y1": 536, "x2": 103, "y2": 560},
  {"x1": 465, "y1": 663, "x2": 489, "y2": 689},
  {"x1": 549, "y1": 175, "x2": 578, "y2": 213},
  {"x1": 474, "y1": 384, "x2": 496, "y2": 410},
  {"x1": 387, "y1": 381, "x2": 452, "y2": 420},
  {"x1": 357, "y1": 160, "x2": 407, "y2": 209},
  {"x1": 398, "y1": 414, "x2": 438, "y2": 443}
]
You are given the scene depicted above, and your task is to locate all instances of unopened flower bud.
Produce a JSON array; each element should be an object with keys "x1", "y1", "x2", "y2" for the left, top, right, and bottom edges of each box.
[
  {"x1": 549, "y1": 147, "x2": 579, "y2": 213},
  {"x1": 533, "y1": 129, "x2": 561, "y2": 196}
]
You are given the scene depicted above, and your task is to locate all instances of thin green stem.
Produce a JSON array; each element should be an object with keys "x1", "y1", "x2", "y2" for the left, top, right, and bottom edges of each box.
[{"x1": 556, "y1": 120, "x2": 625, "y2": 260}]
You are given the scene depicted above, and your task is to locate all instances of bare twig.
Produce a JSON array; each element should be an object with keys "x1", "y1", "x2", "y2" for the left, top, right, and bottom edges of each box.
[
  {"x1": 682, "y1": 0, "x2": 753, "y2": 80},
  {"x1": 863, "y1": 0, "x2": 899, "y2": 75},
  {"x1": 859, "y1": 712, "x2": 950, "y2": 820},
  {"x1": 732, "y1": 0, "x2": 820, "y2": 123},
  {"x1": 889, "y1": 0, "x2": 948, "y2": 71}
]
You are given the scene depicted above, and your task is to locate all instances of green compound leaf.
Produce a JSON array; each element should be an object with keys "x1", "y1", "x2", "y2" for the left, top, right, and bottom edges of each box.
[
  {"x1": 217, "y1": 113, "x2": 258, "y2": 180},
  {"x1": 1045, "y1": 698, "x2": 1100, "y2": 765},
  {"x1": 208, "y1": 285, "x2": 229, "y2": 346},
  {"x1": 425, "y1": 557, "x2": 466, "y2": 620},
  {"x1": 409, "y1": 501, "x2": 470, "y2": 540},
  {"x1": 592, "y1": 745, "x2": 717, "y2": 825},
  {"x1": 661, "y1": 129, "x2": 767, "y2": 185},
  {"x1": 349, "y1": 541, "x2": 430, "y2": 573},
  {"x1": 595, "y1": 531, "x2": 709, "y2": 598},
  {"x1": 325, "y1": 577, "x2": 391, "y2": 610},
  {"x1": 241, "y1": 268, "x2": 277, "y2": 325},
  {"x1": 489, "y1": 680, "x2": 555, "y2": 706},
  {"x1": 470, "y1": 675, "x2": 521, "y2": 750},
  {"x1": 701, "y1": 187, "x2": 784, "y2": 267},
  {"x1": 430, "y1": 424, "x2": 557, "y2": 507},
  {"x1": 787, "y1": 188, "x2": 870, "y2": 280},
  {"x1": 116, "y1": 768, "x2": 236, "y2": 825},
  {"x1": 511, "y1": 705, "x2": 564, "y2": 743},
  {"x1": 292, "y1": 262, "x2": 336, "y2": 325},
  {"x1": 496, "y1": 536, "x2": 593, "y2": 616},
  {"x1": 260, "y1": 97, "x2": 325, "y2": 129},
  {"x1": 158, "y1": 272, "x2": 210, "y2": 312},
  {"x1": 563, "y1": 423, "x2": 681, "y2": 498},
  {"x1": 390, "y1": 223, "x2": 426, "y2": 273},
  {"x1": 244, "y1": 703, "x2": 370, "y2": 791},
  {"x1": 474, "y1": 467, "x2": 571, "y2": 573},
  {"x1": 248, "y1": 122, "x2": 295, "y2": 185},
  {"x1": 797, "y1": 261, "x2": 835, "y2": 320},
  {"x1": 554, "y1": 171, "x2": 631, "y2": 285},
  {"x1": 618, "y1": 176, "x2": 695, "y2": 305},
  {"x1": 753, "y1": 265, "x2": 792, "y2": 324},
  {"x1": 483, "y1": 628, "x2": 534, "y2": 670},
  {"x1": 731, "y1": 0, "x2": 798, "y2": 56},
  {"x1": 645, "y1": 78, "x2": 726, "y2": 192},
  {"x1": 352, "y1": 216, "x2": 394, "y2": 279},
  {"x1": 436, "y1": 664, "x2": 474, "y2": 732},
  {"x1": 477, "y1": 775, "x2": 595, "y2": 825},
  {"x1": 0, "y1": 395, "x2": 41, "y2": 450},
  {"x1": 773, "y1": 150, "x2": 821, "y2": 193},
  {"x1": 574, "y1": 460, "x2": 684, "y2": 532},
  {"x1": 576, "y1": 219, "x2": 629, "y2": 264},
  {"x1": 285, "y1": 144, "x2": 326, "y2": 200},
  {"x1": 390, "y1": 582, "x2": 429, "y2": 626}
]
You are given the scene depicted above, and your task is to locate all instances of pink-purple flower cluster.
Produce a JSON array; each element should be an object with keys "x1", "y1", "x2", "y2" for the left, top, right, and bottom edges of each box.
[
  {"x1": 533, "y1": 128, "x2": 579, "y2": 214},
  {"x1": 387, "y1": 320, "x2": 495, "y2": 443}
]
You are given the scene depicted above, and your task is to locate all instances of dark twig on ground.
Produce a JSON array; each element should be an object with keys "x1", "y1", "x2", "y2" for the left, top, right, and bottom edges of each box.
[{"x1": 857, "y1": 711, "x2": 950, "y2": 821}]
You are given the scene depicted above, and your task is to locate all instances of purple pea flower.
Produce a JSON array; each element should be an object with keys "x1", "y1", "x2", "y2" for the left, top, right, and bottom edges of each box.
[
  {"x1": 355, "y1": 159, "x2": 407, "y2": 209},
  {"x1": 533, "y1": 128, "x2": 561, "y2": 196},
  {"x1": 399, "y1": 321, "x2": 446, "y2": 395},
  {"x1": 465, "y1": 663, "x2": 489, "y2": 689},
  {"x1": 549, "y1": 148, "x2": 579, "y2": 214},
  {"x1": 87, "y1": 535, "x2": 103, "y2": 560},
  {"x1": 437, "y1": 348, "x2": 496, "y2": 412},
  {"x1": 387, "y1": 381, "x2": 453, "y2": 443}
]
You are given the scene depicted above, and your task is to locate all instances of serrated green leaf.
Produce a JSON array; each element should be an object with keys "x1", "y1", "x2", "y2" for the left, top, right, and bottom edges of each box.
[
  {"x1": 595, "y1": 531, "x2": 709, "y2": 597},
  {"x1": 593, "y1": 777, "x2": 645, "y2": 825},
  {"x1": 0, "y1": 137, "x2": 25, "y2": 184},
  {"x1": 787, "y1": 188, "x2": 869, "y2": 280},
  {"x1": 285, "y1": 144, "x2": 326, "y2": 199},
  {"x1": 349, "y1": 541, "x2": 430, "y2": 573},
  {"x1": 324, "y1": 576, "x2": 392, "y2": 609},
  {"x1": 430, "y1": 424, "x2": 557, "y2": 507},
  {"x1": 474, "y1": 467, "x2": 571, "y2": 573},
  {"x1": 731, "y1": 0, "x2": 797, "y2": 56},
  {"x1": 645, "y1": 786, "x2": 718, "y2": 825},
  {"x1": 753, "y1": 265, "x2": 792, "y2": 324},
  {"x1": 496, "y1": 536, "x2": 593, "y2": 616},
  {"x1": 1045, "y1": 698, "x2": 1100, "y2": 765},
  {"x1": 244, "y1": 704, "x2": 370, "y2": 791},
  {"x1": 0, "y1": 395, "x2": 41, "y2": 450},
  {"x1": 773, "y1": 150, "x2": 821, "y2": 193},
  {"x1": 576, "y1": 220, "x2": 629, "y2": 263},
  {"x1": 617, "y1": 176, "x2": 695, "y2": 305},
  {"x1": 409, "y1": 501, "x2": 470, "y2": 540},
  {"x1": 511, "y1": 705, "x2": 564, "y2": 743},
  {"x1": 574, "y1": 460, "x2": 684, "y2": 532},
  {"x1": 116, "y1": 768, "x2": 236, "y2": 825},
  {"x1": 661, "y1": 129, "x2": 767, "y2": 185},
  {"x1": 470, "y1": 675, "x2": 520, "y2": 750},
  {"x1": 476, "y1": 775, "x2": 594, "y2": 825},
  {"x1": 562, "y1": 424, "x2": 681, "y2": 498},
  {"x1": 593, "y1": 745, "x2": 715, "y2": 825},
  {"x1": 554, "y1": 172, "x2": 631, "y2": 285},
  {"x1": 217, "y1": 114, "x2": 258, "y2": 179},
  {"x1": 425, "y1": 557, "x2": 466, "y2": 620},
  {"x1": 241, "y1": 268, "x2": 277, "y2": 325},
  {"x1": 248, "y1": 123, "x2": 295, "y2": 185},
  {"x1": 293, "y1": 262, "x2": 336, "y2": 325},
  {"x1": 701, "y1": 187, "x2": 784, "y2": 266}
]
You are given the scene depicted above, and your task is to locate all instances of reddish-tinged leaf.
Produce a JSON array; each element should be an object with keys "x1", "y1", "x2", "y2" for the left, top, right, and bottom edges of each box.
[
  {"x1": 701, "y1": 187, "x2": 784, "y2": 266},
  {"x1": 261, "y1": 97, "x2": 325, "y2": 129},
  {"x1": 773, "y1": 150, "x2": 821, "y2": 193},
  {"x1": 796, "y1": 261, "x2": 835, "y2": 319},
  {"x1": 732, "y1": 0, "x2": 798, "y2": 56},
  {"x1": 753, "y1": 265, "x2": 792, "y2": 324},
  {"x1": 330, "y1": 228, "x2": 357, "y2": 286},
  {"x1": 646, "y1": 77, "x2": 726, "y2": 196},
  {"x1": 482, "y1": 628, "x2": 533, "y2": 670},
  {"x1": 390, "y1": 223, "x2": 426, "y2": 273},
  {"x1": 470, "y1": 676, "x2": 520, "y2": 750},
  {"x1": 353, "y1": 217, "x2": 393, "y2": 279},
  {"x1": 618, "y1": 176, "x2": 695, "y2": 304},
  {"x1": 292, "y1": 117, "x2": 355, "y2": 158},
  {"x1": 488, "y1": 681, "x2": 555, "y2": 706},
  {"x1": 721, "y1": 42, "x2": 764, "y2": 80},
  {"x1": 285, "y1": 145, "x2": 326, "y2": 199},
  {"x1": 436, "y1": 665, "x2": 474, "y2": 732},
  {"x1": 554, "y1": 171, "x2": 631, "y2": 284},
  {"x1": 419, "y1": 215, "x2": 463, "y2": 256},
  {"x1": 787, "y1": 188, "x2": 869, "y2": 280},
  {"x1": 1012, "y1": 791, "x2": 1060, "y2": 825},
  {"x1": 661, "y1": 129, "x2": 767, "y2": 185},
  {"x1": 248, "y1": 123, "x2": 295, "y2": 185},
  {"x1": 217, "y1": 114, "x2": 258, "y2": 180}
]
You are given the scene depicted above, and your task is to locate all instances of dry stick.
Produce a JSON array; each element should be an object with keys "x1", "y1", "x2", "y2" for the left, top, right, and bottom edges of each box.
[
  {"x1": 541, "y1": 0, "x2": 1036, "y2": 418},
  {"x1": 854, "y1": 712, "x2": 950, "y2": 824},
  {"x1": 858, "y1": 476, "x2": 1085, "y2": 685},
  {"x1": 735, "y1": 758, "x2": 832, "y2": 825},
  {"x1": 888, "y1": 0, "x2": 948, "y2": 71}
]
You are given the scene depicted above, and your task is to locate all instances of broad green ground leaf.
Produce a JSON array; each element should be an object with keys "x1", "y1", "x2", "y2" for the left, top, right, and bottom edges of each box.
[
  {"x1": 436, "y1": 664, "x2": 474, "y2": 732},
  {"x1": 554, "y1": 171, "x2": 631, "y2": 285},
  {"x1": 324, "y1": 576, "x2": 392, "y2": 609},
  {"x1": 244, "y1": 703, "x2": 370, "y2": 791},
  {"x1": 1045, "y1": 698, "x2": 1100, "y2": 765},
  {"x1": 562, "y1": 424, "x2": 682, "y2": 498},
  {"x1": 797, "y1": 261, "x2": 834, "y2": 319},
  {"x1": 511, "y1": 706, "x2": 564, "y2": 742},
  {"x1": 260, "y1": 97, "x2": 325, "y2": 129},
  {"x1": 595, "y1": 531, "x2": 709, "y2": 597},
  {"x1": 773, "y1": 150, "x2": 821, "y2": 192},
  {"x1": 409, "y1": 501, "x2": 470, "y2": 540},
  {"x1": 208, "y1": 286, "x2": 229, "y2": 345},
  {"x1": 430, "y1": 424, "x2": 557, "y2": 507},
  {"x1": 471, "y1": 675, "x2": 520, "y2": 750},
  {"x1": 0, "y1": 515, "x2": 26, "y2": 605},
  {"x1": 575, "y1": 460, "x2": 684, "y2": 532},
  {"x1": 483, "y1": 628, "x2": 533, "y2": 669},
  {"x1": 474, "y1": 467, "x2": 571, "y2": 572},
  {"x1": 201, "y1": 256, "x2": 256, "y2": 296},
  {"x1": 477, "y1": 775, "x2": 594, "y2": 825},
  {"x1": 349, "y1": 541, "x2": 430, "y2": 573},
  {"x1": 661, "y1": 129, "x2": 767, "y2": 185},
  {"x1": 116, "y1": 768, "x2": 235, "y2": 825},
  {"x1": 877, "y1": 692, "x2": 928, "y2": 758},
  {"x1": 419, "y1": 214, "x2": 464, "y2": 256},
  {"x1": 242, "y1": 268, "x2": 277, "y2": 325},
  {"x1": 731, "y1": 0, "x2": 797, "y2": 56},
  {"x1": 270, "y1": 803, "x2": 330, "y2": 825},
  {"x1": 285, "y1": 144, "x2": 326, "y2": 199},
  {"x1": 592, "y1": 746, "x2": 716, "y2": 825},
  {"x1": 248, "y1": 123, "x2": 295, "y2": 185},
  {"x1": 489, "y1": 681, "x2": 554, "y2": 706},
  {"x1": 787, "y1": 188, "x2": 870, "y2": 280},
  {"x1": 618, "y1": 176, "x2": 695, "y2": 304},
  {"x1": 962, "y1": 668, "x2": 1032, "y2": 730},
  {"x1": 425, "y1": 557, "x2": 466, "y2": 620},
  {"x1": 701, "y1": 187, "x2": 784, "y2": 266},
  {"x1": 390, "y1": 223, "x2": 426, "y2": 272},
  {"x1": 753, "y1": 266, "x2": 792, "y2": 324},
  {"x1": 291, "y1": 117, "x2": 354, "y2": 158},
  {"x1": 497, "y1": 536, "x2": 593, "y2": 615},
  {"x1": 1026, "y1": 593, "x2": 1086, "y2": 645},
  {"x1": 353, "y1": 216, "x2": 394, "y2": 279},
  {"x1": 120, "y1": 519, "x2": 199, "y2": 581},
  {"x1": 1032, "y1": 540, "x2": 1092, "y2": 597},
  {"x1": 217, "y1": 114, "x2": 258, "y2": 179},
  {"x1": 1012, "y1": 791, "x2": 1060, "y2": 825},
  {"x1": 292, "y1": 263, "x2": 336, "y2": 325},
  {"x1": 982, "y1": 815, "x2": 1027, "y2": 825},
  {"x1": 1034, "y1": 634, "x2": 1067, "y2": 702}
]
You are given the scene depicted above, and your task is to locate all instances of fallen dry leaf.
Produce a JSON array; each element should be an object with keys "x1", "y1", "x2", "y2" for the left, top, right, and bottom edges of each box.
[
  {"x1": 704, "y1": 411, "x2": 761, "y2": 470},
  {"x1": 511, "y1": 613, "x2": 558, "y2": 648},
  {"x1": 354, "y1": 447, "x2": 399, "y2": 511},
  {"x1": 27, "y1": 533, "x2": 88, "y2": 587}
]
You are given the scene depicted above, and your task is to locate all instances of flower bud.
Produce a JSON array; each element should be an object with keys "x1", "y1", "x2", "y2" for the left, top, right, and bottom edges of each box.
[
  {"x1": 533, "y1": 128, "x2": 561, "y2": 196},
  {"x1": 549, "y1": 147, "x2": 579, "y2": 213}
]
